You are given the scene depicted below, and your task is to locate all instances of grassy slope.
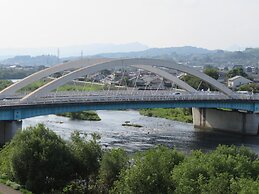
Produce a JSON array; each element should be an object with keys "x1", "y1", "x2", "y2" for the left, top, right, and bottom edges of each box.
[{"x1": 139, "y1": 108, "x2": 193, "y2": 123}]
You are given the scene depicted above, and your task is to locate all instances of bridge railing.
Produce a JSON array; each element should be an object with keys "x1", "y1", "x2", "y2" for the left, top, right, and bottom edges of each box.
[{"x1": 0, "y1": 91, "x2": 258, "y2": 107}]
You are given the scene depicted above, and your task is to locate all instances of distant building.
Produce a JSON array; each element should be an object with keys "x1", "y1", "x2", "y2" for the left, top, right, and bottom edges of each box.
[
  {"x1": 128, "y1": 77, "x2": 145, "y2": 87},
  {"x1": 228, "y1": 76, "x2": 252, "y2": 89},
  {"x1": 217, "y1": 71, "x2": 227, "y2": 83},
  {"x1": 129, "y1": 75, "x2": 165, "y2": 89},
  {"x1": 246, "y1": 66, "x2": 253, "y2": 73},
  {"x1": 251, "y1": 74, "x2": 259, "y2": 83},
  {"x1": 232, "y1": 65, "x2": 243, "y2": 70}
]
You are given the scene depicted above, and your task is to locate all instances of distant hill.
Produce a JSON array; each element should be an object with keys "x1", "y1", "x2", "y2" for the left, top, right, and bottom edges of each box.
[
  {"x1": 2, "y1": 45, "x2": 259, "y2": 67},
  {"x1": 61, "y1": 42, "x2": 149, "y2": 56},
  {"x1": 0, "y1": 42, "x2": 148, "y2": 59},
  {"x1": 94, "y1": 46, "x2": 259, "y2": 67},
  {"x1": 1, "y1": 55, "x2": 59, "y2": 66},
  {"x1": 94, "y1": 46, "x2": 214, "y2": 58},
  {"x1": 0, "y1": 42, "x2": 148, "y2": 66}
]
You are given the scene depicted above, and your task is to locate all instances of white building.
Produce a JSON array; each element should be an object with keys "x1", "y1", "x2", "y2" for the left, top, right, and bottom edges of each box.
[{"x1": 228, "y1": 76, "x2": 252, "y2": 89}]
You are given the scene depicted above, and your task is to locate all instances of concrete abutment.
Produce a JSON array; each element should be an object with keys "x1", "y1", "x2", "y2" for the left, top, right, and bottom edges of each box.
[
  {"x1": 0, "y1": 120, "x2": 22, "y2": 145},
  {"x1": 192, "y1": 108, "x2": 259, "y2": 135}
]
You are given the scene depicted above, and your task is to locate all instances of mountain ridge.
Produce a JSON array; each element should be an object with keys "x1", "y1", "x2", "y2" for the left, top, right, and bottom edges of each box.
[
  {"x1": 0, "y1": 42, "x2": 149, "y2": 60},
  {"x1": 2, "y1": 46, "x2": 259, "y2": 67}
]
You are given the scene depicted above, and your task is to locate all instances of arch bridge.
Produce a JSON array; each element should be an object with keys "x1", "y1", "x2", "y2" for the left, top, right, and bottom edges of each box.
[
  {"x1": 0, "y1": 58, "x2": 234, "y2": 100},
  {"x1": 1, "y1": 58, "x2": 259, "y2": 143}
]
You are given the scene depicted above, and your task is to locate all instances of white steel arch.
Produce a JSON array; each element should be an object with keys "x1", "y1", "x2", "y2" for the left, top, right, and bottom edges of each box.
[
  {"x1": 22, "y1": 64, "x2": 197, "y2": 101},
  {"x1": 131, "y1": 64, "x2": 196, "y2": 92},
  {"x1": 0, "y1": 58, "x2": 113, "y2": 96},
  {"x1": 21, "y1": 58, "x2": 233, "y2": 101}
]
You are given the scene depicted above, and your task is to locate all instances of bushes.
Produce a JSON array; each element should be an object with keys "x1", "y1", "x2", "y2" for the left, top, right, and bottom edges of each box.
[
  {"x1": 59, "y1": 111, "x2": 101, "y2": 121},
  {"x1": 112, "y1": 145, "x2": 258, "y2": 194},
  {"x1": 230, "y1": 178, "x2": 259, "y2": 193},
  {"x1": 0, "y1": 124, "x2": 258, "y2": 194},
  {"x1": 8, "y1": 124, "x2": 74, "y2": 193},
  {"x1": 139, "y1": 108, "x2": 193, "y2": 123},
  {"x1": 68, "y1": 131, "x2": 102, "y2": 190},
  {"x1": 5, "y1": 180, "x2": 21, "y2": 190},
  {"x1": 172, "y1": 145, "x2": 259, "y2": 194},
  {"x1": 0, "y1": 80, "x2": 13, "y2": 91},
  {"x1": 0, "y1": 124, "x2": 102, "y2": 193},
  {"x1": 112, "y1": 146, "x2": 185, "y2": 194},
  {"x1": 98, "y1": 148, "x2": 129, "y2": 192}
]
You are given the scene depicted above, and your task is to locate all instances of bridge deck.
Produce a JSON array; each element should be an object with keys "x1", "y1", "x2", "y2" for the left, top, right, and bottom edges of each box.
[{"x1": 0, "y1": 91, "x2": 259, "y2": 121}]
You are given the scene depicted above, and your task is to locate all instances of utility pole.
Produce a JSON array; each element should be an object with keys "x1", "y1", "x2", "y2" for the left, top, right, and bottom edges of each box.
[
  {"x1": 81, "y1": 50, "x2": 83, "y2": 60},
  {"x1": 257, "y1": 60, "x2": 259, "y2": 74}
]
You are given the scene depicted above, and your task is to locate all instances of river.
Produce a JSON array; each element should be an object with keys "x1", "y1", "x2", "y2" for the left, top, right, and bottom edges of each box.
[{"x1": 23, "y1": 110, "x2": 259, "y2": 154}]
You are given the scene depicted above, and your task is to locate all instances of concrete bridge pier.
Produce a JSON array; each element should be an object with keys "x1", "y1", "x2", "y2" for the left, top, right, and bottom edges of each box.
[
  {"x1": 192, "y1": 108, "x2": 259, "y2": 135},
  {"x1": 0, "y1": 120, "x2": 22, "y2": 145}
]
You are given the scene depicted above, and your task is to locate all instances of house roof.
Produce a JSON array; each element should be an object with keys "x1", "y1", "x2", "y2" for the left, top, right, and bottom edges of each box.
[{"x1": 228, "y1": 75, "x2": 252, "y2": 82}]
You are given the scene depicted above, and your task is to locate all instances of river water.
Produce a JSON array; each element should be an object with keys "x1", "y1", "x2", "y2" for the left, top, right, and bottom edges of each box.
[{"x1": 23, "y1": 110, "x2": 259, "y2": 154}]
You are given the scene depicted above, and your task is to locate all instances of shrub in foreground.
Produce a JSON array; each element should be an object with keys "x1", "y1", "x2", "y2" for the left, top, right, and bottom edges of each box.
[
  {"x1": 98, "y1": 148, "x2": 129, "y2": 192},
  {"x1": 1, "y1": 124, "x2": 74, "y2": 193},
  {"x1": 172, "y1": 145, "x2": 259, "y2": 194},
  {"x1": 0, "y1": 124, "x2": 258, "y2": 194},
  {"x1": 111, "y1": 146, "x2": 185, "y2": 194}
]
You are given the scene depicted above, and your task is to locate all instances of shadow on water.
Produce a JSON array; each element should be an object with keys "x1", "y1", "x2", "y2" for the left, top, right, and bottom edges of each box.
[
  {"x1": 107, "y1": 129, "x2": 259, "y2": 154},
  {"x1": 190, "y1": 129, "x2": 259, "y2": 153}
]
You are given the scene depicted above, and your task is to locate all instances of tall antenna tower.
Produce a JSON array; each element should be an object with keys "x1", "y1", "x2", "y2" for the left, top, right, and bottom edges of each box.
[
  {"x1": 81, "y1": 50, "x2": 83, "y2": 60},
  {"x1": 57, "y1": 48, "x2": 60, "y2": 63}
]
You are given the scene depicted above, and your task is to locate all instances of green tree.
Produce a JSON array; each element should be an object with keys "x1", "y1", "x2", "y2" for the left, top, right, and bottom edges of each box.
[
  {"x1": 111, "y1": 146, "x2": 185, "y2": 194},
  {"x1": 172, "y1": 145, "x2": 259, "y2": 194},
  {"x1": 230, "y1": 178, "x2": 259, "y2": 194},
  {"x1": 62, "y1": 181, "x2": 86, "y2": 194},
  {"x1": 238, "y1": 83, "x2": 259, "y2": 93},
  {"x1": 4, "y1": 124, "x2": 74, "y2": 193},
  {"x1": 227, "y1": 67, "x2": 248, "y2": 78},
  {"x1": 68, "y1": 131, "x2": 102, "y2": 191},
  {"x1": 203, "y1": 67, "x2": 219, "y2": 80},
  {"x1": 181, "y1": 67, "x2": 219, "y2": 90},
  {"x1": 0, "y1": 80, "x2": 13, "y2": 91},
  {"x1": 98, "y1": 148, "x2": 129, "y2": 193},
  {"x1": 0, "y1": 67, "x2": 38, "y2": 79}
]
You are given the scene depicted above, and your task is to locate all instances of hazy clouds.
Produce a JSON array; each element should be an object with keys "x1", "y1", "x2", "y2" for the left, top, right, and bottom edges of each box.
[{"x1": 0, "y1": 0, "x2": 259, "y2": 50}]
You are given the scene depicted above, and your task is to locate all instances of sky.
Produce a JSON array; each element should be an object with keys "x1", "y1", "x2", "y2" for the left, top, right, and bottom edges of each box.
[{"x1": 0, "y1": 0, "x2": 259, "y2": 50}]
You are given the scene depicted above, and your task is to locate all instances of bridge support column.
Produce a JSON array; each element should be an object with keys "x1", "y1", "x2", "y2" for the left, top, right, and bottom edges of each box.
[
  {"x1": 0, "y1": 120, "x2": 22, "y2": 145},
  {"x1": 192, "y1": 108, "x2": 259, "y2": 135}
]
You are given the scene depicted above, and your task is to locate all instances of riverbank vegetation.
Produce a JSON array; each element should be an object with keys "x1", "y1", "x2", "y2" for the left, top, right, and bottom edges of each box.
[
  {"x1": 140, "y1": 108, "x2": 193, "y2": 123},
  {"x1": 0, "y1": 66, "x2": 42, "y2": 80},
  {"x1": 18, "y1": 80, "x2": 105, "y2": 93},
  {"x1": 58, "y1": 111, "x2": 101, "y2": 121},
  {"x1": 18, "y1": 80, "x2": 49, "y2": 93},
  {"x1": 55, "y1": 83, "x2": 104, "y2": 92},
  {"x1": 0, "y1": 80, "x2": 13, "y2": 91},
  {"x1": 0, "y1": 124, "x2": 258, "y2": 193}
]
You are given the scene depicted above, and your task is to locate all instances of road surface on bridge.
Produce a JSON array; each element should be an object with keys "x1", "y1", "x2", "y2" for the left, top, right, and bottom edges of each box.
[{"x1": 0, "y1": 91, "x2": 256, "y2": 107}]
